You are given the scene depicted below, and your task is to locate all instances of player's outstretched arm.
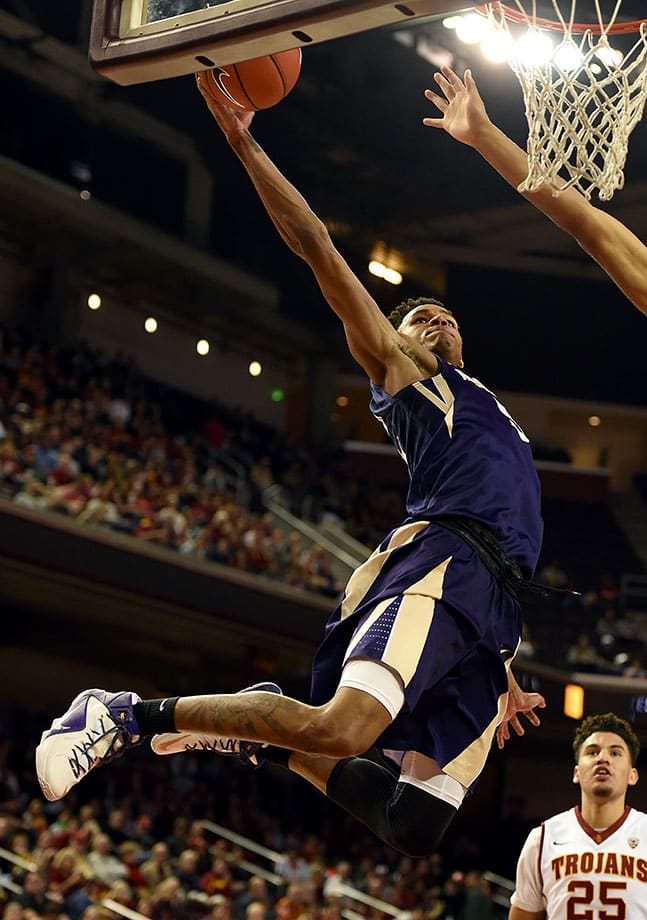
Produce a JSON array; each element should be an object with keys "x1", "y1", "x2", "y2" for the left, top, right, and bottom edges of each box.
[
  {"x1": 424, "y1": 66, "x2": 647, "y2": 317},
  {"x1": 195, "y1": 74, "x2": 420, "y2": 386}
]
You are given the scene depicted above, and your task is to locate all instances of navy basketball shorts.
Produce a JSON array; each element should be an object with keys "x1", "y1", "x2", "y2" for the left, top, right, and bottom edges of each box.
[{"x1": 310, "y1": 520, "x2": 522, "y2": 790}]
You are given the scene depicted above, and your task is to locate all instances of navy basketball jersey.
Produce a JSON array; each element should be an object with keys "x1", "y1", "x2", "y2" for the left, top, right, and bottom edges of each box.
[{"x1": 370, "y1": 357, "x2": 542, "y2": 575}]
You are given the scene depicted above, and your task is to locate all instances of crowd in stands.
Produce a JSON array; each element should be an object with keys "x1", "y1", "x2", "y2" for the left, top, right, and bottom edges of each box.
[
  {"x1": 1, "y1": 322, "x2": 646, "y2": 669},
  {"x1": 3, "y1": 322, "x2": 647, "y2": 920},
  {"x1": 514, "y1": 557, "x2": 647, "y2": 678},
  {"x1": 0, "y1": 324, "x2": 348, "y2": 599},
  {"x1": 0, "y1": 721, "x2": 507, "y2": 920}
]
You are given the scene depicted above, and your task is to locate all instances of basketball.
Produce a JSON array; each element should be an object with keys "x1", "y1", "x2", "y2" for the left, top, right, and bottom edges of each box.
[{"x1": 202, "y1": 49, "x2": 302, "y2": 111}]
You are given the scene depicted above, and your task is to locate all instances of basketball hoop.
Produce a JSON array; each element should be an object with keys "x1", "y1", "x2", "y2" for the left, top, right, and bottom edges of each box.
[{"x1": 478, "y1": 1, "x2": 647, "y2": 200}]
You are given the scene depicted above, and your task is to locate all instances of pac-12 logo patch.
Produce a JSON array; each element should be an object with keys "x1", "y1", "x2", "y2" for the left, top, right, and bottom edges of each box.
[{"x1": 628, "y1": 837, "x2": 639, "y2": 849}]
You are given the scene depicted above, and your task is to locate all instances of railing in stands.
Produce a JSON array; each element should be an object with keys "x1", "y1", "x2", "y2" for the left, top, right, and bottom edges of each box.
[
  {"x1": 263, "y1": 485, "x2": 368, "y2": 573},
  {"x1": 483, "y1": 870, "x2": 514, "y2": 910},
  {"x1": 201, "y1": 819, "x2": 402, "y2": 918},
  {"x1": 0, "y1": 847, "x2": 150, "y2": 920},
  {"x1": 0, "y1": 819, "x2": 516, "y2": 920},
  {"x1": 212, "y1": 448, "x2": 252, "y2": 509},
  {"x1": 0, "y1": 847, "x2": 36, "y2": 873}
]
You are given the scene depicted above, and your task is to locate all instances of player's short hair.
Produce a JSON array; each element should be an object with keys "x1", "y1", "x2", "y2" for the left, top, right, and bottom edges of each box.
[
  {"x1": 387, "y1": 296, "x2": 453, "y2": 330},
  {"x1": 573, "y1": 713, "x2": 640, "y2": 766}
]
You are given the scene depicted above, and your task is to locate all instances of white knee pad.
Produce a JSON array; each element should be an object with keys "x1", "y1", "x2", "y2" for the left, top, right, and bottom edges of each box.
[{"x1": 400, "y1": 751, "x2": 466, "y2": 809}]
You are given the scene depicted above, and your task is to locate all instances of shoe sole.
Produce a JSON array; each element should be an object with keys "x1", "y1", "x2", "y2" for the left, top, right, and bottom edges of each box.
[{"x1": 151, "y1": 682, "x2": 282, "y2": 756}]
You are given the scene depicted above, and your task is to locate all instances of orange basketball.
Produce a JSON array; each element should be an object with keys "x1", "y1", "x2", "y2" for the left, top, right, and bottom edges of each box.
[{"x1": 202, "y1": 49, "x2": 302, "y2": 111}]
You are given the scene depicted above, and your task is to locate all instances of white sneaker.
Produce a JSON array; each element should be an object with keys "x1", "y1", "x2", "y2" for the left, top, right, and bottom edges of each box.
[
  {"x1": 150, "y1": 681, "x2": 282, "y2": 767},
  {"x1": 36, "y1": 689, "x2": 141, "y2": 801}
]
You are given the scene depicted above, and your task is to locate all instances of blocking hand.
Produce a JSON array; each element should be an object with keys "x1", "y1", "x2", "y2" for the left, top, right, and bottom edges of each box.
[{"x1": 423, "y1": 66, "x2": 492, "y2": 148}]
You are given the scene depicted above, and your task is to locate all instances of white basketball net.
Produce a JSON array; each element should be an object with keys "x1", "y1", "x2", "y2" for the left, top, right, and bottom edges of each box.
[{"x1": 483, "y1": 1, "x2": 647, "y2": 200}]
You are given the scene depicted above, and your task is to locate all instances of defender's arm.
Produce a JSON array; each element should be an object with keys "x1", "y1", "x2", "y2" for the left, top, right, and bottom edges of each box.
[{"x1": 425, "y1": 67, "x2": 647, "y2": 317}]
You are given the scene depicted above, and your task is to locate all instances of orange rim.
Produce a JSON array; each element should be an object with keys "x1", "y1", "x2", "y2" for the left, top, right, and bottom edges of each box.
[{"x1": 476, "y1": 2, "x2": 647, "y2": 34}]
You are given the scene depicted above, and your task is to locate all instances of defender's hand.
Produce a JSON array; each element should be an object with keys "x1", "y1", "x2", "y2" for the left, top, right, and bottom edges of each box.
[{"x1": 423, "y1": 66, "x2": 492, "y2": 147}]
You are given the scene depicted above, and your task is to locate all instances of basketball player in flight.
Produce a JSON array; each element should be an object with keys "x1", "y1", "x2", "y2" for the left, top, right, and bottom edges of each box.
[
  {"x1": 509, "y1": 712, "x2": 646, "y2": 919},
  {"x1": 424, "y1": 66, "x2": 647, "y2": 317},
  {"x1": 36, "y1": 72, "x2": 546, "y2": 858}
]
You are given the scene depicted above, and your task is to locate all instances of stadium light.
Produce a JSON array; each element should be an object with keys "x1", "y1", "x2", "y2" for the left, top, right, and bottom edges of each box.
[
  {"x1": 368, "y1": 260, "x2": 402, "y2": 286},
  {"x1": 564, "y1": 683, "x2": 584, "y2": 720}
]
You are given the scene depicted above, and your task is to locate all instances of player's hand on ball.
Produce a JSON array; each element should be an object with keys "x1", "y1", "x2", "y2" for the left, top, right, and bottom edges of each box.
[{"x1": 195, "y1": 72, "x2": 255, "y2": 138}]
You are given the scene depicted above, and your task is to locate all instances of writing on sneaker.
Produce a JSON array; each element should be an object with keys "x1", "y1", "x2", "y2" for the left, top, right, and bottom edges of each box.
[
  {"x1": 36, "y1": 688, "x2": 141, "y2": 802},
  {"x1": 150, "y1": 681, "x2": 282, "y2": 767}
]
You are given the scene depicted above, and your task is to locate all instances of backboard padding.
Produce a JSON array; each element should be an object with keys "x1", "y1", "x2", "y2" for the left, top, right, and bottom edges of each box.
[{"x1": 89, "y1": 0, "x2": 473, "y2": 85}]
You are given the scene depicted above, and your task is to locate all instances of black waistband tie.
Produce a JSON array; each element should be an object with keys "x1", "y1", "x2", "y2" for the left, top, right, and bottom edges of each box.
[{"x1": 431, "y1": 515, "x2": 581, "y2": 605}]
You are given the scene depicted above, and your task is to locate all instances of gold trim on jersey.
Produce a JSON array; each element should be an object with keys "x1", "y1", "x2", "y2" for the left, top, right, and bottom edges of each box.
[
  {"x1": 442, "y1": 657, "x2": 512, "y2": 787},
  {"x1": 382, "y1": 594, "x2": 436, "y2": 686},
  {"x1": 342, "y1": 556, "x2": 452, "y2": 687},
  {"x1": 340, "y1": 520, "x2": 431, "y2": 621},
  {"x1": 412, "y1": 376, "x2": 455, "y2": 436}
]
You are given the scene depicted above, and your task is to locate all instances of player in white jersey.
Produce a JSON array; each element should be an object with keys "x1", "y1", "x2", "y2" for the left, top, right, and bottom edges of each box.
[
  {"x1": 424, "y1": 67, "x2": 647, "y2": 318},
  {"x1": 509, "y1": 712, "x2": 646, "y2": 919}
]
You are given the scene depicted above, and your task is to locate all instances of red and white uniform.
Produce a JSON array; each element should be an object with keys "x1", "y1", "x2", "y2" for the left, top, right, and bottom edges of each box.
[{"x1": 510, "y1": 805, "x2": 647, "y2": 918}]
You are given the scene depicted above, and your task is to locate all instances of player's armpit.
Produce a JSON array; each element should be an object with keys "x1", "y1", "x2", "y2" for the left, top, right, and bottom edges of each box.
[{"x1": 509, "y1": 907, "x2": 546, "y2": 920}]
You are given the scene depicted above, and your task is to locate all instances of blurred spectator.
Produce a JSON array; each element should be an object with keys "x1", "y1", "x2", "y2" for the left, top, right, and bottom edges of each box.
[
  {"x1": 151, "y1": 876, "x2": 189, "y2": 920},
  {"x1": 200, "y1": 856, "x2": 234, "y2": 899},
  {"x1": 233, "y1": 877, "x2": 273, "y2": 920},
  {"x1": 458, "y1": 870, "x2": 494, "y2": 919},
  {"x1": 103, "y1": 810, "x2": 131, "y2": 848},
  {"x1": 106, "y1": 879, "x2": 135, "y2": 910},
  {"x1": 322, "y1": 862, "x2": 352, "y2": 901},
  {"x1": 537, "y1": 559, "x2": 568, "y2": 589},
  {"x1": 596, "y1": 608, "x2": 618, "y2": 639},
  {"x1": 175, "y1": 849, "x2": 202, "y2": 892},
  {"x1": 17, "y1": 872, "x2": 53, "y2": 914},
  {"x1": 48, "y1": 847, "x2": 94, "y2": 920},
  {"x1": 274, "y1": 881, "x2": 307, "y2": 920},
  {"x1": 245, "y1": 901, "x2": 268, "y2": 920},
  {"x1": 86, "y1": 834, "x2": 128, "y2": 886},
  {"x1": 624, "y1": 656, "x2": 647, "y2": 678},
  {"x1": 117, "y1": 841, "x2": 148, "y2": 892},
  {"x1": 140, "y1": 842, "x2": 174, "y2": 891},
  {"x1": 566, "y1": 633, "x2": 606, "y2": 671},
  {"x1": 615, "y1": 610, "x2": 642, "y2": 642},
  {"x1": 275, "y1": 848, "x2": 310, "y2": 883},
  {"x1": 165, "y1": 818, "x2": 190, "y2": 858}
]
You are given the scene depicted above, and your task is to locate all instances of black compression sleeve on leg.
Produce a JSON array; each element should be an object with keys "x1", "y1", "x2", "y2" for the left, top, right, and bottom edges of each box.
[{"x1": 327, "y1": 757, "x2": 456, "y2": 858}]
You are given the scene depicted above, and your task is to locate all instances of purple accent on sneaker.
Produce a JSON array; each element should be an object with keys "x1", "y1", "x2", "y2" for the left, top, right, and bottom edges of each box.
[
  {"x1": 36, "y1": 688, "x2": 143, "y2": 801},
  {"x1": 50, "y1": 689, "x2": 141, "y2": 739}
]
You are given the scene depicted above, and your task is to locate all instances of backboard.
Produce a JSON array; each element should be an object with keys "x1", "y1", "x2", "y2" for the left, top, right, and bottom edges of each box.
[{"x1": 89, "y1": 0, "x2": 473, "y2": 85}]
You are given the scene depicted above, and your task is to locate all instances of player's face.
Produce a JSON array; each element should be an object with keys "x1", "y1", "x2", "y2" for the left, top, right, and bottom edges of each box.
[
  {"x1": 398, "y1": 306, "x2": 464, "y2": 367},
  {"x1": 573, "y1": 731, "x2": 638, "y2": 802}
]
